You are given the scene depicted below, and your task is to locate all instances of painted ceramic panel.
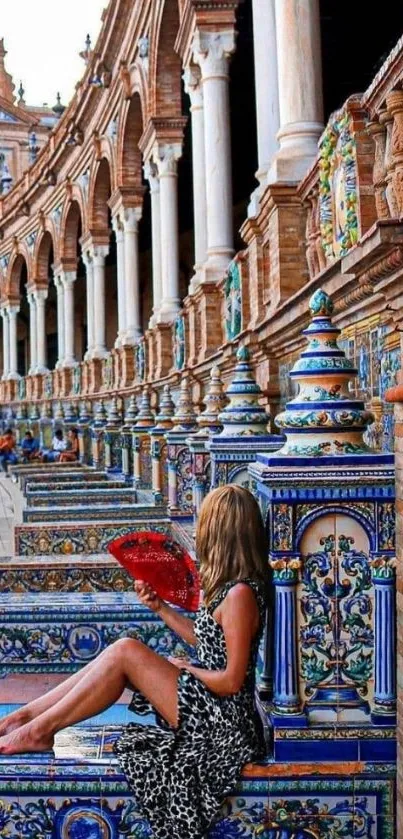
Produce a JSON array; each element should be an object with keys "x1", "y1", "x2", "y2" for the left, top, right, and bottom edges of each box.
[{"x1": 299, "y1": 513, "x2": 374, "y2": 723}]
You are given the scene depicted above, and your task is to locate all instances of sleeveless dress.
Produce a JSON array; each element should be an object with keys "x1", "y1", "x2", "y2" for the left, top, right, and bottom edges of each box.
[{"x1": 114, "y1": 578, "x2": 267, "y2": 839}]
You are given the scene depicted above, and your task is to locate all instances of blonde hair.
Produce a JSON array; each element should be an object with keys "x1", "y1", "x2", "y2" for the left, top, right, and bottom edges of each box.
[{"x1": 196, "y1": 485, "x2": 268, "y2": 606}]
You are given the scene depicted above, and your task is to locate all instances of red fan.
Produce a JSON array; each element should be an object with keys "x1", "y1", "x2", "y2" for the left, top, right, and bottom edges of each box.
[{"x1": 108, "y1": 531, "x2": 200, "y2": 611}]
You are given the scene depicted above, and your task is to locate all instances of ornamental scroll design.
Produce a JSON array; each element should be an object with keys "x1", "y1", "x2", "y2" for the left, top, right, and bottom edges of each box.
[
  {"x1": 319, "y1": 110, "x2": 358, "y2": 260},
  {"x1": 300, "y1": 532, "x2": 373, "y2": 705}
]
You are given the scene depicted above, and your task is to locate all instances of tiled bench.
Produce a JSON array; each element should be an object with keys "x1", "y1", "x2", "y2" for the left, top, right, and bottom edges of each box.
[
  {"x1": 15, "y1": 518, "x2": 171, "y2": 555},
  {"x1": 27, "y1": 479, "x2": 129, "y2": 493},
  {"x1": 0, "y1": 553, "x2": 134, "y2": 593},
  {"x1": 22, "y1": 502, "x2": 163, "y2": 524},
  {"x1": 25, "y1": 487, "x2": 138, "y2": 508},
  {"x1": 0, "y1": 728, "x2": 395, "y2": 838},
  {"x1": 0, "y1": 592, "x2": 188, "y2": 675}
]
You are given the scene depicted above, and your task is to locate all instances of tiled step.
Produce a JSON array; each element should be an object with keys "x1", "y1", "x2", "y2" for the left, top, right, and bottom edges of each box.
[
  {"x1": 0, "y1": 592, "x2": 188, "y2": 675},
  {"x1": 26, "y1": 487, "x2": 137, "y2": 508},
  {"x1": 0, "y1": 553, "x2": 134, "y2": 593},
  {"x1": 18, "y1": 468, "x2": 104, "y2": 492},
  {"x1": 15, "y1": 518, "x2": 170, "y2": 556},
  {"x1": 0, "y1": 736, "x2": 393, "y2": 837},
  {"x1": 23, "y1": 502, "x2": 162, "y2": 523},
  {"x1": 27, "y1": 479, "x2": 128, "y2": 493}
]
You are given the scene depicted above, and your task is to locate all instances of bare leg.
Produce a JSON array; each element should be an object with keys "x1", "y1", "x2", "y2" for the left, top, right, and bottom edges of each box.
[
  {"x1": 0, "y1": 638, "x2": 179, "y2": 754},
  {"x1": 0, "y1": 651, "x2": 113, "y2": 736}
]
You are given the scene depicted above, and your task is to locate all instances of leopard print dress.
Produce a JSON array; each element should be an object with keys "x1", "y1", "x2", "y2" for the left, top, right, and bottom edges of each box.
[{"x1": 114, "y1": 578, "x2": 267, "y2": 839}]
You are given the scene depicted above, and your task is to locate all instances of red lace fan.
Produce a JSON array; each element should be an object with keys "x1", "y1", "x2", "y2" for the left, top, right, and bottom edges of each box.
[{"x1": 108, "y1": 531, "x2": 200, "y2": 611}]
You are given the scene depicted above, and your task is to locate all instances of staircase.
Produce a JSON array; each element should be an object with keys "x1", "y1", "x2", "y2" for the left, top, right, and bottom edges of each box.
[{"x1": 0, "y1": 467, "x2": 395, "y2": 838}]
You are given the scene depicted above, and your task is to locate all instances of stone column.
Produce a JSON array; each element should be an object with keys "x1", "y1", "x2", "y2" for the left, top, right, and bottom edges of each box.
[
  {"x1": 28, "y1": 292, "x2": 38, "y2": 374},
  {"x1": 144, "y1": 161, "x2": 162, "y2": 327},
  {"x1": 123, "y1": 207, "x2": 142, "y2": 344},
  {"x1": 90, "y1": 245, "x2": 109, "y2": 359},
  {"x1": 34, "y1": 290, "x2": 48, "y2": 373},
  {"x1": 62, "y1": 271, "x2": 77, "y2": 367},
  {"x1": 269, "y1": 0, "x2": 324, "y2": 182},
  {"x1": 1, "y1": 308, "x2": 9, "y2": 380},
  {"x1": 54, "y1": 275, "x2": 65, "y2": 368},
  {"x1": 249, "y1": 0, "x2": 280, "y2": 213},
  {"x1": 192, "y1": 30, "x2": 235, "y2": 277},
  {"x1": 112, "y1": 215, "x2": 126, "y2": 347},
  {"x1": 82, "y1": 252, "x2": 95, "y2": 360},
  {"x1": 183, "y1": 65, "x2": 208, "y2": 290},
  {"x1": 269, "y1": 557, "x2": 305, "y2": 720},
  {"x1": 371, "y1": 558, "x2": 397, "y2": 724},
  {"x1": 153, "y1": 144, "x2": 182, "y2": 322},
  {"x1": 8, "y1": 305, "x2": 20, "y2": 379}
]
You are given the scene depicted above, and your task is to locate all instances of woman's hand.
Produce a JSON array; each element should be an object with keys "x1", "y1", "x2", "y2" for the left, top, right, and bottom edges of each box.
[
  {"x1": 168, "y1": 656, "x2": 191, "y2": 670},
  {"x1": 135, "y1": 580, "x2": 163, "y2": 613}
]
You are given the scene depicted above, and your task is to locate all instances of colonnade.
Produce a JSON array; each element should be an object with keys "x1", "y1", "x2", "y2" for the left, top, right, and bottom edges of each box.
[{"x1": 0, "y1": 0, "x2": 324, "y2": 380}]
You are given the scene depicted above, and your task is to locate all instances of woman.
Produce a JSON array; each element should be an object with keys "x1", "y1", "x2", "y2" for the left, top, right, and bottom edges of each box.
[
  {"x1": 0, "y1": 486, "x2": 268, "y2": 839},
  {"x1": 59, "y1": 428, "x2": 79, "y2": 463}
]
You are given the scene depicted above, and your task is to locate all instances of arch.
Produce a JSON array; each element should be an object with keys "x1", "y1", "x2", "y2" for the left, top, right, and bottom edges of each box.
[
  {"x1": 7, "y1": 249, "x2": 31, "y2": 298},
  {"x1": 295, "y1": 505, "x2": 376, "y2": 553},
  {"x1": 88, "y1": 157, "x2": 112, "y2": 233},
  {"x1": 117, "y1": 93, "x2": 144, "y2": 189},
  {"x1": 150, "y1": 0, "x2": 182, "y2": 118},
  {"x1": 60, "y1": 200, "x2": 83, "y2": 264},
  {"x1": 60, "y1": 185, "x2": 88, "y2": 244},
  {"x1": 33, "y1": 230, "x2": 55, "y2": 286}
]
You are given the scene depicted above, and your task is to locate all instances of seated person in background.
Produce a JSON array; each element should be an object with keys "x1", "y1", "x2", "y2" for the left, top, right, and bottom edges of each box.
[
  {"x1": 59, "y1": 428, "x2": 79, "y2": 463},
  {"x1": 21, "y1": 431, "x2": 39, "y2": 462},
  {"x1": 41, "y1": 429, "x2": 67, "y2": 463},
  {"x1": 0, "y1": 428, "x2": 18, "y2": 473}
]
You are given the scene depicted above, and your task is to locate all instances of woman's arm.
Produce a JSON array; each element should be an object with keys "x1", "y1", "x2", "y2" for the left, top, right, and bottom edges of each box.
[
  {"x1": 135, "y1": 581, "x2": 197, "y2": 646},
  {"x1": 158, "y1": 601, "x2": 197, "y2": 647},
  {"x1": 170, "y1": 583, "x2": 259, "y2": 696}
]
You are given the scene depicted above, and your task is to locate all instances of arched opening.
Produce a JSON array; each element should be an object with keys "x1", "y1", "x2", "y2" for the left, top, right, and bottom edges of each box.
[
  {"x1": 91, "y1": 158, "x2": 117, "y2": 351},
  {"x1": 9, "y1": 255, "x2": 29, "y2": 377},
  {"x1": 36, "y1": 232, "x2": 57, "y2": 370},
  {"x1": 155, "y1": 0, "x2": 182, "y2": 119},
  {"x1": 230, "y1": 0, "x2": 258, "y2": 249},
  {"x1": 63, "y1": 201, "x2": 86, "y2": 361},
  {"x1": 153, "y1": 0, "x2": 192, "y2": 310}
]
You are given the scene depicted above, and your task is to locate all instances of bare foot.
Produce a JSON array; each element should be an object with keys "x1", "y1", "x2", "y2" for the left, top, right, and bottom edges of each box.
[
  {"x1": 0, "y1": 722, "x2": 54, "y2": 755},
  {"x1": 0, "y1": 708, "x2": 31, "y2": 737}
]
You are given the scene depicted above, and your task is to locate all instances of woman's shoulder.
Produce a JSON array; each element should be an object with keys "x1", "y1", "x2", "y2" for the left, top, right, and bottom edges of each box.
[{"x1": 211, "y1": 577, "x2": 267, "y2": 613}]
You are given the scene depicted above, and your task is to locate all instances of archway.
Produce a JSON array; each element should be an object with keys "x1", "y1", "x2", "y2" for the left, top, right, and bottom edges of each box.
[
  {"x1": 90, "y1": 158, "x2": 117, "y2": 352},
  {"x1": 35, "y1": 231, "x2": 57, "y2": 370}
]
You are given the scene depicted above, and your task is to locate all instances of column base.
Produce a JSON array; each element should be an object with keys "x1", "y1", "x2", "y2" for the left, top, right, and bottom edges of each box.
[
  {"x1": 62, "y1": 358, "x2": 78, "y2": 369},
  {"x1": 123, "y1": 328, "x2": 142, "y2": 346},
  {"x1": 193, "y1": 282, "x2": 223, "y2": 364},
  {"x1": 88, "y1": 348, "x2": 109, "y2": 361},
  {"x1": 34, "y1": 366, "x2": 48, "y2": 376},
  {"x1": 201, "y1": 250, "x2": 234, "y2": 284},
  {"x1": 270, "y1": 710, "x2": 309, "y2": 729},
  {"x1": 267, "y1": 121, "x2": 323, "y2": 184},
  {"x1": 156, "y1": 306, "x2": 181, "y2": 324},
  {"x1": 7, "y1": 372, "x2": 21, "y2": 381},
  {"x1": 371, "y1": 709, "x2": 397, "y2": 726},
  {"x1": 87, "y1": 359, "x2": 103, "y2": 394}
]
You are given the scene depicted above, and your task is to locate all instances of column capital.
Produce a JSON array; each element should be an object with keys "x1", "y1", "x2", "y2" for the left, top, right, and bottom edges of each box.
[
  {"x1": 61, "y1": 270, "x2": 77, "y2": 289},
  {"x1": 192, "y1": 29, "x2": 236, "y2": 80},
  {"x1": 123, "y1": 205, "x2": 142, "y2": 232},
  {"x1": 183, "y1": 64, "x2": 203, "y2": 109},
  {"x1": 7, "y1": 304, "x2": 20, "y2": 316},
  {"x1": 152, "y1": 143, "x2": 183, "y2": 177},
  {"x1": 89, "y1": 243, "x2": 109, "y2": 265},
  {"x1": 111, "y1": 212, "x2": 124, "y2": 237},
  {"x1": 33, "y1": 288, "x2": 48, "y2": 304},
  {"x1": 143, "y1": 160, "x2": 160, "y2": 192}
]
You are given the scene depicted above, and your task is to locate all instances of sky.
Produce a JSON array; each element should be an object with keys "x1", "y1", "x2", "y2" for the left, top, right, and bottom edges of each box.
[{"x1": 1, "y1": 0, "x2": 106, "y2": 108}]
